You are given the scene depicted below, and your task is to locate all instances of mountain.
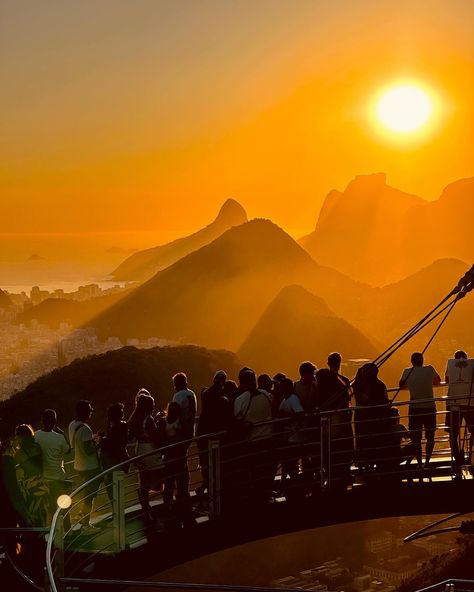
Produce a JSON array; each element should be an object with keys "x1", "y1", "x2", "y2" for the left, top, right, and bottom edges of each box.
[
  {"x1": 300, "y1": 174, "x2": 474, "y2": 285},
  {"x1": 0, "y1": 289, "x2": 11, "y2": 309},
  {"x1": 17, "y1": 289, "x2": 134, "y2": 329},
  {"x1": 91, "y1": 219, "x2": 370, "y2": 352},
  {"x1": 0, "y1": 345, "x2": 241, "y2": 435},
  {"x1": 238, "y1": 284, "x2": 379, "y2": 377},
  {"x1": 400, "y1": 177, "x2": 474, "y2": 273},
  {"x1": 112, "y1": 198, "x2": 248, "y2": 281},
  {"x1": 300, "y1": 173, "x2": 425, "y2": 285}
]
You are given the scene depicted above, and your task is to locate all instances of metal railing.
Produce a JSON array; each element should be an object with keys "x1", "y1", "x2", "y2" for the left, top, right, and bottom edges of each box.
[
  {"x1": 35, "y1": 387, "x2": 474, "y2": 591},
  {"x1": 416, "y1": 579, "x2": 474, "y2": 591}
]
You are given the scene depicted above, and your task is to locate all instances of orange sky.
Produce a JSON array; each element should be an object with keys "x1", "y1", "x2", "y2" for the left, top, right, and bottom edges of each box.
[{"x1": 1, "y1": 0, "x2": 473, "y2": 238}]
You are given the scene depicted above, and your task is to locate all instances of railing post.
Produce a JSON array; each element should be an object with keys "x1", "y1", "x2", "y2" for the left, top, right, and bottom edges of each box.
[
  {"x1": 320, "y1": 415, "x2": 331, "y2": 489},
  {"x1": 112, "y1": 470, "x2": 126, "y2": 552},
  {"x1": 450, "y1": 405, "x2": 462, "y2": 471},
  {"x1": 208, "y1": 439, "x2": 221, "y2": 518}
]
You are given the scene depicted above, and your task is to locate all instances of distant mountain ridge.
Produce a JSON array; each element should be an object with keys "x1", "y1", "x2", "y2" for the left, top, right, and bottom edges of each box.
[
  {"x1": 112, "y1": 198, "x2": 248, "y2": 281},
  {"x1": 300, "y1": 174, "x2": 474, "y2": 285},
  {"x1": 238, "y1": 284, "x2": 379, "y2": 377},
  {"x1": 92, "y1": 219, "x2": 370, "y2": 352}
]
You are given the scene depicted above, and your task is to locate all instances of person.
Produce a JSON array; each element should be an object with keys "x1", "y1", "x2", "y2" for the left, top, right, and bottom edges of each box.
[
  {"x1": 234, "y1": 369, "x2": 273, "y2": 441},
  {"x1": 257, "y1": 374, "x2": 274, "y2": 398},
  {"x1": 445, "y1": 350, "x2": 474, "y2": 468},
  {"x1": 353, "y1": 363, "x2": 391, "y2": 470},
  {"x1": 68, "y1": 400, "x2": 101, "y2": 530},
  {"x1": 172, "y1": 373, "x2": 197, "y2": 439},
  {"x1": 378, "y1": 408, "x2": 417, "y2": 476},
  {"x1": 327, "y1": 352, "x2": 352, "y2": 399},
  {"x1": 99, "y1": 403, "x2": 129, "y2": 502},
  {"x1": 315, "y1": 369, "x2": 353, "y2": 486},
  {"x1": 34, "y1": 409, "x2": 71, "y2": 519},
  {"x1": 14, "y1": 424, "x2": 49, "y2": 526},
  {"x1": 232, "y1": 369, "x2": 274, "y2": 503},
  {"x1": 196, "y1": 372, "x2": 233, "y2": 495},
  {"x1": 271, "y1": 373, "x2": 287, "y2": 417},
  {"x1": 399, "y1": 352, "x2": 441, "y2": 468},
  {"x1": 128, "y1": 390, "x2": 164, "y2": 524},
  {"x1": 294, "y1": 362, "x2": 318, "y2": 413},
  {"x1": 278, "y1": 377, "x2": 304, "y2": 486}
]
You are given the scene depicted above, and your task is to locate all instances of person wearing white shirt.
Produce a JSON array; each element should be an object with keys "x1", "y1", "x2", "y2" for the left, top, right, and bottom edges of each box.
[
  {"x1": 399, "y1": 352, "x2": 441, "y2": 468},
  {"x1": 172, "y1": 373, "x2": 197, "y2": 505},
  {"x1": 445, "y1": 350, "x2": 474, "y2": 467},
  {"x1": 35, "y1": 409, "x2": 70, "y2": 515}
]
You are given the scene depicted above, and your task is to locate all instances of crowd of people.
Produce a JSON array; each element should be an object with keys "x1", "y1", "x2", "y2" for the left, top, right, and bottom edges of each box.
[{"x1": 1, "y1": 350, "x2": 474, "y2": 535}]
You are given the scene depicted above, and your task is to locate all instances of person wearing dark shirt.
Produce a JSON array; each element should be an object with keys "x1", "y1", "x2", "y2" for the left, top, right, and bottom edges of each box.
[
  {"x1": 99, "y1": 402, "x2": 129, "y2": 502},
  {"x1": 353, "y1": 363, "x2": 391, "y2": 470}
]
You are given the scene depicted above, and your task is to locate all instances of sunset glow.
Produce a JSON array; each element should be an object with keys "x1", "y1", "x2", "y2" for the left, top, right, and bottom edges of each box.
[{"x1": 376, "y1": 84, "x2": 434, "y2": 133}]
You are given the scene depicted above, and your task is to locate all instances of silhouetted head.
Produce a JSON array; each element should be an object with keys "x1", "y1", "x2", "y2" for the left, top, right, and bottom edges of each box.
[
  {"x1": 135, "y1": 393, "x2": 155, "y2": 416},
  {"x1": 328, "y1": 352, "x2": 342, "y2": 372},
  {"x1": 238, "y1": 367, "x2": 253, "y2": 383},
  {"x1": 455, "y1": 350, "x2": 468, "y2": 360},
  {"x1": 299, "y1": 361, "x2": 316, "y2": 381},
  {"x1": 76, "y1": 400, "x2": 93, "y2": 422},
  {"x1": 358, "y1": 363, "x2": 379, "y2": 382},
  {"x1": 273, "y1": 372, "x2": 286, "y2": 384},
  {"x1": 166, "y1": 401, "x2": 182, "y2": 424},
  {"x1": 257, "y1": 373, "x2": 273, "y2": 393},
  {"x1": 223, "y1": 380, "x2": 237, "y2": 398},
  {"x1": 107, "y1": 402, "x2": 125, "y2": 426},
  {"x1": 42, "y1": 409, "x2": 57, "y2": 431},
  {"x1": 280, "y1": 378, "x2": 294, "y2": 399},
  {"x1": 15, "y1": 423, "x2": 34, "y2": 447},
  {"x1": 240, "y1": 369, "x2": 257, "y2": 392},
  {"x1": 213, "y1": 370, "x2": 227, "y2": 386},
  {"x1": 389, "y1": 407, "x2": 400, "y2": 425},
  {"x1": 173, "y1": 372, "x2": 188, "y2": 391},
  {"x1": 411, "y1": 352, "x2": 424, "y2": 367}
]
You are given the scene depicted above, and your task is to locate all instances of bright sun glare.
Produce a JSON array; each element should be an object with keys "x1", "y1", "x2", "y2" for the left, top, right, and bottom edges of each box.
[{"x1": 376, "y1": 84, "x2": 433, "y2": 133}]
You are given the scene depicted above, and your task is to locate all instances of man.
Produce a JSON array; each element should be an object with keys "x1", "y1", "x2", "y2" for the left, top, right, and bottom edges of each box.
[
  {"x1": 172, "y1": 372, "x2": 197, "y2": 439},
  {"x1": 399, "y1": 352, "x2": 441, "y2": 468},
  {"x1": 172, "y1": 373, "x2": 197, "y2": 504},
  {"x1": 196, "y1": 370, "x2": 228, "y2": 495},
  {"x1": 233, "y1": 369, "x2": 274, "y2": 502},
  {"x1": 445, "y1": 350, "x2": 474, "y2": 468},
  {"x1": 35, "y1": 409, "x2": 70, "y2": 517},
  {"x1": 234, "y1": 369, "x2": 273, "y2": 441},
  {"x1": 68, "y1": 400, "x2": 101, "y2": 530},
  {"x1": 328, "y1": 352, "x2": 352, "y2": 400},
  {"x1": 294, "y1": 361, "x2": 318, "y2": 413}
]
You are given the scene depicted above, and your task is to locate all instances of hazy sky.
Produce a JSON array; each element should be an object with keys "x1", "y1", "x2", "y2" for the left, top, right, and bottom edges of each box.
[{"x1": 2, "y1": 0, "x2": 473, "y2": 237}]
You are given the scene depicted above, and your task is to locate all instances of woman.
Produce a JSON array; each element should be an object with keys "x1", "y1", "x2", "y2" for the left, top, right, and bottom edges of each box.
[
  {"x1": 14, "y1": 424, "x2": 49, "y2": 526},
  {"x1": 99, "y1": 402, "x2": 129, "y2": 502},
  {"x1": 128, "y1": 390, "x2": 164, "y2": 523},
  {"x1": 352, "y1": 363, "x2": 391, "y2": 470}
]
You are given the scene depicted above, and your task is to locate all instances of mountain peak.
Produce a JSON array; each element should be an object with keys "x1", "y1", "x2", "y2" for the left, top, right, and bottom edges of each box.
[
  {"x1": 346, "y1": 172, "x2": 387, "y2": 194},
  {"x1": 214, "y1": 198, "x2": 247, "y2": 226}
]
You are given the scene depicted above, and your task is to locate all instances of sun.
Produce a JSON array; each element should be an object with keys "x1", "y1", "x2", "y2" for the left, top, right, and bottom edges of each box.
[{"x1": 375, "y1": 84, "x2": 433, "y2": 133}]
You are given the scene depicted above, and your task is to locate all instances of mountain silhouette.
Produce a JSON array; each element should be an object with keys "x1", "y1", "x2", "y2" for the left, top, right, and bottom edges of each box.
[
  {"x1": 300, "y1": 173, "x2": 425, "y2": 284},
  {"x1": 0, "y1": 345, "x2": 241, "y2": 435},
  {"x1": 17, "y1": 289, "x2": 134, "y2": 329},
  {"x1": 400, "y1": 177, "x2": 474, "y2": 274},
  {"x1": 112, "y1": 198, "x2": 248, "y2": 281},
  {"x1": 238, "y1": 284, "x2": 379, "y2": 377},
  {"x1": 92, "y1": 219, "x2": 369, "y2": 352}
]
